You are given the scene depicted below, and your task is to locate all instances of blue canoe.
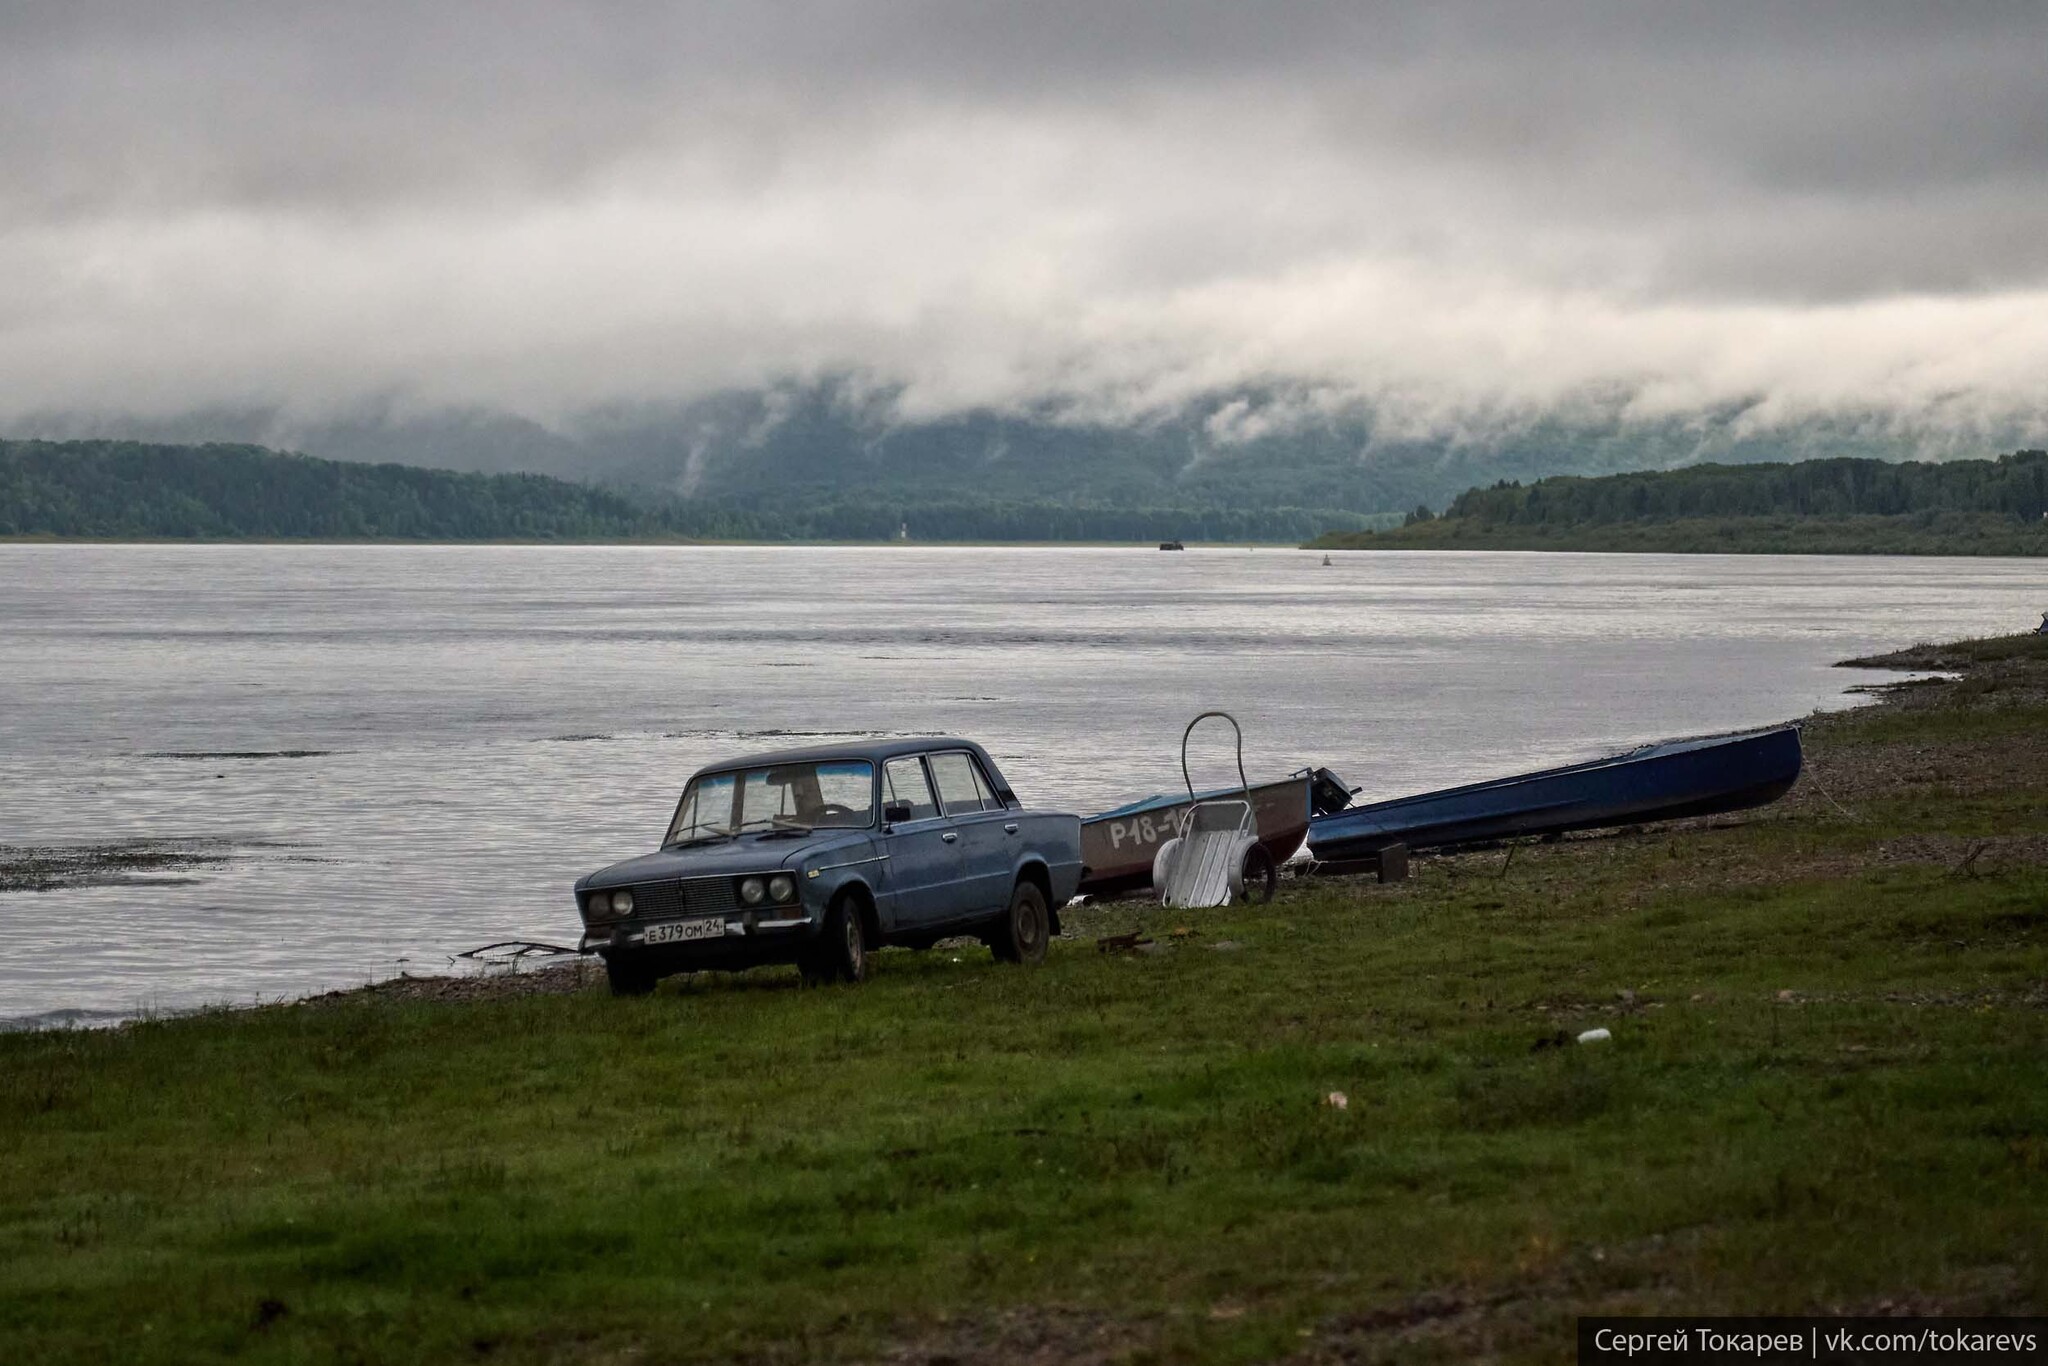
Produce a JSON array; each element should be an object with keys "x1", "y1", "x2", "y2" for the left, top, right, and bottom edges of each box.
[{"x1": 1306, "y1": 726, "x2": 1802, "y2": 861}]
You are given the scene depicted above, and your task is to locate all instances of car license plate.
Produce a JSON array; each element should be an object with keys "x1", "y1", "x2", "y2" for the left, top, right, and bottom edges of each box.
[{"x1": 642, "y1": 918, "x2": 724, "y2": 946}]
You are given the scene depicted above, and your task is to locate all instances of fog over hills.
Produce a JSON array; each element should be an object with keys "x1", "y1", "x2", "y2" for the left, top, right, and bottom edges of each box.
[{"x1": 17, "y1": 385, "x2": 2018, "y2": 517}]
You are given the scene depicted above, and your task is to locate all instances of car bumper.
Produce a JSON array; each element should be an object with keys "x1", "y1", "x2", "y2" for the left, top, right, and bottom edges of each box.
[{"x1": 580, "y1": 910, "x2": 818, "y2": 956}]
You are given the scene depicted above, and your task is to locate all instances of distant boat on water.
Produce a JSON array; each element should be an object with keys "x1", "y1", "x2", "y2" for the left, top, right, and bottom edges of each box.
[{"x1": 1159, "y1": 540, "x2": 1185, "y2": 551}]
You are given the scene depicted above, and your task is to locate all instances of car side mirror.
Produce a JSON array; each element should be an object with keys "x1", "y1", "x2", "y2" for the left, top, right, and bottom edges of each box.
[{"x1": 883, "y1": 802, "x2": 912, "y2": 825}]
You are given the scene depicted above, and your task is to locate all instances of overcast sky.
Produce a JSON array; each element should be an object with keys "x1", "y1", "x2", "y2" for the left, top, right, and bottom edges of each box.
[{"x1": 6, "y1": 1, "x2": 2047, "y2": 442}]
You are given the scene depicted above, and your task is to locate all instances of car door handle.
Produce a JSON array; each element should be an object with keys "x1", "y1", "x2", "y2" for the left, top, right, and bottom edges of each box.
[
  {"x1": 941, "y1": 831, "x2": 958, "y2": 843},
  {"x1": 1004, "y1": 823, "x2": 1019, "y2": 834}
]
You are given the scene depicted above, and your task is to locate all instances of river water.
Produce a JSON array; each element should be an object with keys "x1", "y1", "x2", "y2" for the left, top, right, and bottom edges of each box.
[{"x1": 1, "y1": 544, "x2": 2040, "y2": 1026}]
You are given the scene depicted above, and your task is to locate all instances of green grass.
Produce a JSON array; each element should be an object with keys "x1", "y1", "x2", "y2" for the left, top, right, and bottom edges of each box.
[
  {"x1": 1844, "y1": 633, "x2": 2048, "y2": 670},
  {"x1": 1827, "y1": 700, "x2": 2048, "y2": 747},
  {"x1": 4, "y1": 695, "x2": 2048, "y2": 1362}
]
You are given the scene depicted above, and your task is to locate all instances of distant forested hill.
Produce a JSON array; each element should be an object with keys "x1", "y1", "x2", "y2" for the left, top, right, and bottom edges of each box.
[
  {"x1": 24, "y1": 378, "x2": 1997, "y2": 517},
  {"x1": 0, "y1": 441, "x2": 671, "y2": 540},
  {"x1": 17, "y1": 439, "x2": 2044, "y2": 548},
  {"x1": 1308, "y1": 452, "x2": 2048, "y2": 555},
  {"x1": 0, "y1": 440, "x2": 1371, "y2": 542}
]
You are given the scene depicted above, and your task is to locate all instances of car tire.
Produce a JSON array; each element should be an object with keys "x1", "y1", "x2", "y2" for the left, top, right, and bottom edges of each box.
[
  {"x1": 1238, "y1": 844, "x2": 1278, "y2": 904},
  {"x1": 800, "y1": 895, "x2": 869, "y2": 986},
  {"x1": 990, "y1": 879, "x2": 1050, "y2": 966},
  {"x1": 605, "y1": 952, "x2": 659, "y2": 997}
]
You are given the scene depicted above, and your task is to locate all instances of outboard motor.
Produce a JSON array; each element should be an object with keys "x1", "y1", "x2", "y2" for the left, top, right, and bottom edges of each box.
[{"x1": 1310, "y1": 767, "x2": 1360, "y2": 817}]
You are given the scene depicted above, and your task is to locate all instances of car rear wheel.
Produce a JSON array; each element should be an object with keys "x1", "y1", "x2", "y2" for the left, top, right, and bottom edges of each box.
[
  {"x1": 605, "y1": 951, "x2": 658, "y2": 997},
  {"x1": 800, "y1": 895, "x2": 869, "y2": 986},
  {"x1": 990, "y1": 879, "x2": 1050, "y2": 966}
]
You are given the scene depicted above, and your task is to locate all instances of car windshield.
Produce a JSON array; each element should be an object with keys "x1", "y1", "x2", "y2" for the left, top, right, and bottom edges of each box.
[{"x1": 665, "y1": 760, "x2": 875, "y2": 844}]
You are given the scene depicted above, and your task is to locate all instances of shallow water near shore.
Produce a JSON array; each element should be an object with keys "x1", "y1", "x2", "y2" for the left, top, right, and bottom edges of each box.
[{"x1": 0, "y1": 544, "x2": 2040, "y2": 1027}]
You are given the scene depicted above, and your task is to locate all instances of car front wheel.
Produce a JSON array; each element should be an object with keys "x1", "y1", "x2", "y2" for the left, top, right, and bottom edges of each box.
[
  {"x1": 800, "y1": 896, "x2": 869, "y2": 986},
  {"x1": 990, "y1": 879, "x2": 1050, "y2": 966},
  {"x1": 604, "y1": 951, "x2": 659, "y2": 997}
]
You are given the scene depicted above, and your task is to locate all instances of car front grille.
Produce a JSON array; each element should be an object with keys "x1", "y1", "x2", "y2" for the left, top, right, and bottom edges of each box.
[{"x1": 630, "y1": 875, "x2": 737, "y2": 921}]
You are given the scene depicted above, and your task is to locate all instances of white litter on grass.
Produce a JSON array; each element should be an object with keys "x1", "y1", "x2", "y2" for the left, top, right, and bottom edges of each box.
[
  {"x1": 1577, "y1": 1028, "x2": 1612, "y2": 1044},
  {"x1": 1324, "y1": 1091, "x2": 1349, "y2": 1110}
]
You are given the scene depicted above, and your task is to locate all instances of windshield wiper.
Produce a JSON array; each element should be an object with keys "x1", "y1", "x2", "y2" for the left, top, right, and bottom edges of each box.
[
  {"x1": 664, "y1": 830, "x2": 733, "y2": 849},
  {"x1": 736, "y1": 817, "x2": 813, "y2": 837}
]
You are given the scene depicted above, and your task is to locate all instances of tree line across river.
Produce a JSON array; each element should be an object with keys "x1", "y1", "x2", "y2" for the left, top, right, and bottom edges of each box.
[
  {"x1": 6, "y1": 438, "x2": 2045, "y2": 552},
  {"x1": 0, "y1": 440, "x2": 1374, "y2": 544},
  {"x1": 1309, "y1": 451, "x2": 2048, "y2": 555}
]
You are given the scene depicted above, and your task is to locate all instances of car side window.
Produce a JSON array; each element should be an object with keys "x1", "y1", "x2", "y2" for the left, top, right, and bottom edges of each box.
[
  {"x1": 882, "y1": 756, "x2": 939, "y2": 821},
  {"x1": 929, "y1": 751, "x2": 991, "y2": 816},
  {"x1": 968, "y1": 757, "x2": 1002, "y2": 810}
]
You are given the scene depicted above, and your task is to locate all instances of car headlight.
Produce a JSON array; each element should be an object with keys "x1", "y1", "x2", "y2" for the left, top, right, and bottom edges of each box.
[
  {"x1": 738, "y1": 876, "x2": 766, "y2": 905},
  {"x1": 609, "y1": 889, "x2": 633, "y2": 915},
  {"x1": 768, "y1": 874, "x2": 795, "y2": 904}
]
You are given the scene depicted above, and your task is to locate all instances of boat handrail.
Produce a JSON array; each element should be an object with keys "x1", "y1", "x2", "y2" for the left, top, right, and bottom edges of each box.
[{"x1": 1181, "y1": 710, "x2": 1251, "y2": 805}]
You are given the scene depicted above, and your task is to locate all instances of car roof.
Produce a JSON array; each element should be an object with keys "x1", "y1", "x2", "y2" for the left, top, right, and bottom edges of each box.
[{"x1": 692, "y1": 736, "x2": 992, "y2": 776}]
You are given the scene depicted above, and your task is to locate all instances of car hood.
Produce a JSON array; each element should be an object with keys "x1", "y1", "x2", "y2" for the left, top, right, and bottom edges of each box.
[{"x1": 578, "y1": 830, "x2": 874, "y2": 889}]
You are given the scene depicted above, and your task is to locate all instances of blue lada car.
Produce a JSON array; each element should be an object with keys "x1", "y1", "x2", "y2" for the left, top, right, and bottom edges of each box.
[{"x1": 576, "y1": 737, "x2": 1084, "y2": 994}]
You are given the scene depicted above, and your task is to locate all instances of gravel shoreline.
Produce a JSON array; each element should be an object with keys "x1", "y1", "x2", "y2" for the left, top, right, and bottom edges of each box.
[{"x1": 292, "y1": 956, "x2": 606, "y2": 1008}]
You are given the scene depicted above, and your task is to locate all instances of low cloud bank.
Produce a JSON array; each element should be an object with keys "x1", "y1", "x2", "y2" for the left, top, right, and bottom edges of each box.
[{"x1": 5, "y1": 3, "x2": 2046, "y2": 451}]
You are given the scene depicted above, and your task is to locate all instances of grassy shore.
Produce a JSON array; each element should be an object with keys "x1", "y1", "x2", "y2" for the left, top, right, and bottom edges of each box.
[{"x1": 3, "y1": 636, "x2": 2045, "y2": 1363}]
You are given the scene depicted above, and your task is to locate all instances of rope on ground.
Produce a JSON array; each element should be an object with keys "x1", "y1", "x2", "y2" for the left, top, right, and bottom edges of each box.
[
  {"x1": 1950, "y1": 841, "x2": 1991, "y2": 879},
  {"x1": 1801, "y1": 761, "x2": 1864, "y2": 823}
]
